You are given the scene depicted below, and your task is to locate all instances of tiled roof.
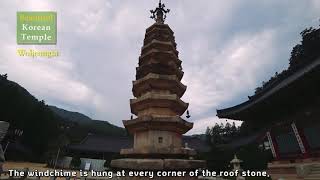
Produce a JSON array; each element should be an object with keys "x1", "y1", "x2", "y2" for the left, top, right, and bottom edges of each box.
[{"x1": 217, "y1": 57, "x2": 320, "y2": 120}]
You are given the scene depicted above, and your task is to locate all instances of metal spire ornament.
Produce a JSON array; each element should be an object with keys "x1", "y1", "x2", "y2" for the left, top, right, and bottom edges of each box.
[{"x1": 150, "y1": 0, "x2": 170, "y2": 24}]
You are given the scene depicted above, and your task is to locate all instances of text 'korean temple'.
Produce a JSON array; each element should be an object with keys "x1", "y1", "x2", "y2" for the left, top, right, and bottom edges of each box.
[{"x1": 111, "y1": 1, "x2": 206, "y2": 171}]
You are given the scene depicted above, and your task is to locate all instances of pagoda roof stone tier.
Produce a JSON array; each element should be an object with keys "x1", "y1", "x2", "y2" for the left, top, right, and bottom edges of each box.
[
  {"x1": 144, "y1": 28, "x2": 176, "y2": 47},
  {"x1": 130, "y1": 93, "x2": 188, "y2": 116},
  {"x1": 139, "y1": 49, "x2": 181, "y2": 67},
  {"x1": 132, "y1": 73, "x2": 186, "y2": 98},
  {"x1": 144, "y1": 35, "x2": 176, "y2": 49},
  {"x1": 136, "y1": 63, "x2": 184, "y2": 80},
  {"x1": 141, "y1": 39, "x2": 179, "y2": 57},
  {"x1": 123, "y1": 116, "x2": 193, "y2": 134},
  {"x1": 145, "y1": 23, "x2": 174, "y2": 36}
]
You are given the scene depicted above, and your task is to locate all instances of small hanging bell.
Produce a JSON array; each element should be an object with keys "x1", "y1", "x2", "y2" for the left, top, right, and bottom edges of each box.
[{"x1": 186, "y1": 110, "x2": 191, "y2": 119}]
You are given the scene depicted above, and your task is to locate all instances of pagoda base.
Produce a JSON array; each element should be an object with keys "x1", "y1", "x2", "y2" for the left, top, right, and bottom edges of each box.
[
  {"x1": 120, "y1": 147, "x2": 196, "y2": 158},
  {"x1": 111, "y1": 158, "x2": 206, "y2": 170}
]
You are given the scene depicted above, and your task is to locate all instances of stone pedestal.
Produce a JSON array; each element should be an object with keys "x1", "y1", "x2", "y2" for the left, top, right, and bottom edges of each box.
[{"x1": 111, "y1": 158, "x2": 206, "y2": 170}]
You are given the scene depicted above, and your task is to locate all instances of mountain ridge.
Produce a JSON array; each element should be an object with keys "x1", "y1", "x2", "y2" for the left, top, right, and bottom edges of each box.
[
  {"x1": 49, "y1": 105, "x2": 126, "y2": 138},
  {"x1": 0, "y1": 74, "x2": 125, "y2": 162}
]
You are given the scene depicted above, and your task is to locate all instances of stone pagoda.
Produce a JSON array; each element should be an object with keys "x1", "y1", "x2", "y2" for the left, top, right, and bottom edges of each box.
[{"x1": 111, "y1": 1, "x2": 206, "y2": 170}]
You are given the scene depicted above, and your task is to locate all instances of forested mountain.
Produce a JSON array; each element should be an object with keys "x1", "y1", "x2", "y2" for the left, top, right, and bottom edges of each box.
[
  {"x1": 0, "y1": 74, "x2": 125, "y2": 162},
  {"x1": 253, "y1": 24, "x2": 320, "y2": 96},
  {"x1": 0, "y1": 74, "x2": 61, "y2": 161},
  {"x1": 49, "y1": 106, "x2": 126, "y2": 139}
]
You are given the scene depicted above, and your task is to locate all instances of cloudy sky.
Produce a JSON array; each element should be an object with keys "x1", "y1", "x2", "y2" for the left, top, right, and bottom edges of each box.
[{"x1": 0, "y1": 0, "x2": 319, "y2": 134}]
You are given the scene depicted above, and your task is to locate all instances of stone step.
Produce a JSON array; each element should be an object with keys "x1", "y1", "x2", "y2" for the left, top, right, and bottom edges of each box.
[
  {"x1": 310, "y1": 167, "x2": 320, "y2": 171},
  {"x1": 306, "y1": 171, "x2": 320, "y2": 180},
  {"x1": 305, "y1": 177, "x2": 320, "y2": 180},
  {"x1": 269, "y1": 174, "x2": 301, "y2": 180},
  {"x1": 309, "y1": 170, "x2": 320, "y2": 174},
  {"x1": 312, "y1": 167, "x2": 320, "y2": 171},
  {"x1": 308, "y1": 173, "x2": 320, "y2": 176}
]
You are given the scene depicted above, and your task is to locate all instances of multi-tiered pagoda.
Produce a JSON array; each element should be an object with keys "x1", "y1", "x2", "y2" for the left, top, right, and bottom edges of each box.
[{"x1": 111, "y1": 1, "x2": 206, "y2": 170}]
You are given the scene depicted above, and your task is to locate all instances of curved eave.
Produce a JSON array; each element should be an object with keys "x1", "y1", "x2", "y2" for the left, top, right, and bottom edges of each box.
[
  {"x1": 136, "y1": 63, "x2": 184, "y2": 81},
  {"x1": 141, "y1": 40, "x2": 179, "y2": 57},
  {"x1": 145, "y1": 23, "x2": 174, "y2": 35},
  {"x1": 217, "y1": 57, "x2": 320, "y2": 120},
  {"x1": 123, "y1": 116, "x2": 193, "y2": 134},
  {"x1": 132, "y1": 73, "x2": 187, "y2": 97},
  {"x1": 139, "y1": 49, "x2": 180, "y2": 66},
  {"x1": 130, "y1": 94, "x2": 189, "y2": 116}
]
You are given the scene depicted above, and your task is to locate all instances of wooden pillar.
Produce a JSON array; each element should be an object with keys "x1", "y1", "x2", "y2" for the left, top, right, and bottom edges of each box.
[
  {"x1": 266, "y1": 131, "x2": 278, "y2": 159},
  {"x1": 296, "y1": 127, "x2": 311, "y2": 158},
  {"x1": 291, "y1": 122, "x2": 309, "y2": 158}
]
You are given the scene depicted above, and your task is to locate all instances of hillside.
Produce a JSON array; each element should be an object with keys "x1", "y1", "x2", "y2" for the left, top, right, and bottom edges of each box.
[
  {"x1": 49, "y1": 106, "x2": 126, "y2": 139},
  {"x1": 0, "y1": 74, "x2": 125, "y2": 162},
  {"x1": 0, "y1": 74, "x2": 61, "y2": 161},
  {"x1": 49, "y1": 105, "x2": 92, "y2": 123}
]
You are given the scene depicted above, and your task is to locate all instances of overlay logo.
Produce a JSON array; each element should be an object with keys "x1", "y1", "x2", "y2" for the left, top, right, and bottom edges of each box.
[{"x1": 17, "y1": 11, "x2": 57, "y2": 44}]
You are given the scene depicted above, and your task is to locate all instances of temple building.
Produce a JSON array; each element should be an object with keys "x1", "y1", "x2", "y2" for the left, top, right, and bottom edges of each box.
[
  {"x1": 111, "y1": 1, "x2": 206, "y2": 171},
  {"x1": 217, "y1": 53, "x2": 320, "y2": 179}
]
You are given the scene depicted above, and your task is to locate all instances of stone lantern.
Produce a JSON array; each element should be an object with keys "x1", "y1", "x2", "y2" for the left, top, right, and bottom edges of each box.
[
  {"x1": 230, "y1": 154, "x2": 245, "y2": 180},
  {"x1": 230, "y1": 154, "x2": 243, "y2": 171}
]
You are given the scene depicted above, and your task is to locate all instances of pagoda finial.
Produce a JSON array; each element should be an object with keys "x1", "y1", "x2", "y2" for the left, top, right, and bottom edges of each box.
[{"x1": 150, "y1": 0, "x2": 170, "y2": 24}]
